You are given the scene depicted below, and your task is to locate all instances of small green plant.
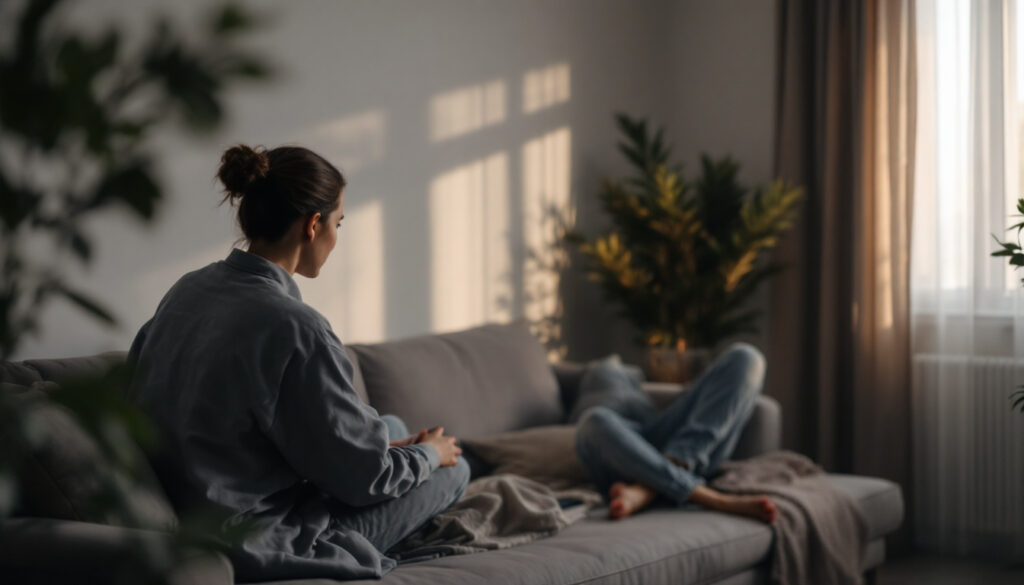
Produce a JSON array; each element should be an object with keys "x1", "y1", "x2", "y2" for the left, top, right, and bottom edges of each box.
[
  {"x1": 568, "y1": 113, "x2": 803, "y2": 350},
  {"x1": 991, "y1": 197, "x2": 1024, "y2": 413}
]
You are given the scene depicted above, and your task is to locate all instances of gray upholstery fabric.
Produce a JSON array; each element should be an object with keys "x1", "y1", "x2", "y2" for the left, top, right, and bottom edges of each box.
[
  {"x1": 1, "y1": 343, "x2": 901, "y2": 585},
  {"x1": 461, "y1": 425, "x2": 588, "y2": 488},
  {"x1": 827, "y1": 474, "x2": 904, "y2": 540},
  {"x1": 341, "y1": 508, "x2": 774, "y2": 585},
  {"x1": 550, "y1": 361, "x2": 586, "y2": 414},
  {"x1": 731, "y1": 395, "x2": 782, "y2": 460},
  {"x1": 21, "y1": 352, "x2": 127, "y2": 384},
  {"x1": 0, "y1": 518, "x2": 233, "y2": 585},
  {"x1": 863, "y1": 538, "x2": 886, "y2": 571},
  {"x1": 263, "y1": 472, "x2": 899, "y2": 585},
  {"x1": 0, "y1": 360, "x2": 44, "y2": 385},
  {"x1": 351, "y1": 321, "x2": 563, "y2": 438},
  {"x1": 3, "y1": 384, "x2": 177, "y2": 530}
]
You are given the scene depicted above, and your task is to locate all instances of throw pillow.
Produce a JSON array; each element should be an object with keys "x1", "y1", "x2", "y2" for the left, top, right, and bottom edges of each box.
[
  {"x1": 2, "y1": 382, "x2": 178, "y2": 530},
  {"x1": 567, "y1": 355, "x2": 656, "y2": 424},
  {"x1": 461, "y1": 425, "x2": 589, "y2": 489}
]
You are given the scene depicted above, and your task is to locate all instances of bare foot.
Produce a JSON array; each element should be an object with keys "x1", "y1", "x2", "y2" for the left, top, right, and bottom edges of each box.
[
  {"x1": 715, "y1": 494, "x2": 778, "y2": 524},
  {"x1": 608, "y1": 482, "x2": 656, "y2": 520},
  {"x1": 688, "y1": 486, "x2": 778, "y2": 524}
]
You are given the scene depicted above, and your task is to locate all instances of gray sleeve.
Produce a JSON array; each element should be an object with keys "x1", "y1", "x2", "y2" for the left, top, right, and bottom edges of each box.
[{"x1": 267, "y1": 326, "x2": 439, "y2": 507}]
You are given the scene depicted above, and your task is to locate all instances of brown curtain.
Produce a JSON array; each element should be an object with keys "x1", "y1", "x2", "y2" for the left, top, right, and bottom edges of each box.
[{"x1": 768, "y1": 0, "x2": 915, "y2": 550}]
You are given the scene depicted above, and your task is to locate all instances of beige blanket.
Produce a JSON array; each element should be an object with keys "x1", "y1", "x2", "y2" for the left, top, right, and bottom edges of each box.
[
  {"x1": 392, "y1": 474, "x2": 602, "y2": 562},
  {"x1": 710, "y1": 451, "x2": 868, "y2": 585}
]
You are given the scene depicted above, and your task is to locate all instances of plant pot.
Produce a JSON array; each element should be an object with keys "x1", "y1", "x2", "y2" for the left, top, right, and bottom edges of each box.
[{"x1": 644, "y1": 345, "x2": 712, "y2": 385}]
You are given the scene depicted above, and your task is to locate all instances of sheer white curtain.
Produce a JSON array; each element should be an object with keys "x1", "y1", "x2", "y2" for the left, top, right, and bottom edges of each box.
[{"x1": 912, "y1": 0, "x2": 1024, "y2": 558}]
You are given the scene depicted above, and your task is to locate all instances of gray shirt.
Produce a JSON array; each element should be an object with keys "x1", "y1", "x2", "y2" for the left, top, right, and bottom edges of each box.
[{"x1": 128, "y1": 248, "x2": 439, "y2": 581}]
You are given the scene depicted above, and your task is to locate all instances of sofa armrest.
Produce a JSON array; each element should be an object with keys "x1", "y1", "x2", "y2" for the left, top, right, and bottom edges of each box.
[
  {"x1": 0, "y1": 517, "x2": 233, "y2": 585},
  {"x1": 551, "y1": 361, "x2": 586, "y2": 414},
  {"x1": 642, "y1": 382, "x2": 782, "y2": 460}
]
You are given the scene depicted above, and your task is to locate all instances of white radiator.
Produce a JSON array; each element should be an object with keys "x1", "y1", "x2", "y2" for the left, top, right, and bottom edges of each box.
[{"x1": 912, "y1": 354, "x2": 1024, "y2": 559}]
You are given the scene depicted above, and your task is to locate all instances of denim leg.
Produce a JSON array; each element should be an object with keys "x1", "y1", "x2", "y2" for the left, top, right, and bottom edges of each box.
[
  {"x1": 641, "y1": 342, "x2": 765, "y2": 476},
  {"x1": 380, "y1": 414, "x2": 409, "y2": 441},
  {"x1": 330, "y1": 456, "x2": 470, "y2": 554},
  {"x1": 575, "y1": 406, "x2": 704, "y2": 505}
]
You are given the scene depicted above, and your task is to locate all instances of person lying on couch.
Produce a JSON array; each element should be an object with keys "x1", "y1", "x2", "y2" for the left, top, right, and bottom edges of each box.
[
  {"x1": 127, "y1": 144, "x2": 469, "y2": 582},
  {"x1": 574, "y1": 345, "x2": 780, "y2": 523}
]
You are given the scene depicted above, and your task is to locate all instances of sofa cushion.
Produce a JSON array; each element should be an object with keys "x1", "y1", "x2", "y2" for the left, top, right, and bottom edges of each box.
[
  {"x1": 2, "y1": 383, "x2": 177, "y2": 531},
  {"x1": 825, "y1": 474, "x2": 904, "y2": 540},
  {"x1": 462, "y1": 425, "x2": 588, "y2": 489},
  {"x1": 327, "y1": 473, "x2": 901, "y2": 585},
  {"x1": 350, "y1": 321, "x2": 563, "y2": 438},
  {"x1": 341, "y1": 507, "x2": 774, "y2": 585}
]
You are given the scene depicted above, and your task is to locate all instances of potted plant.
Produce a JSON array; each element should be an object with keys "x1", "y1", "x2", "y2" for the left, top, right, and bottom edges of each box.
[
  {"x1": 0, "y1": 0, "x2": 269, "y2": 579},
  {"x1": 568, "y1": 113, "x2": 803, "y2": 383},
  {"x1": 991, "y1": 197, "x2": 1024, "y2": 412}
]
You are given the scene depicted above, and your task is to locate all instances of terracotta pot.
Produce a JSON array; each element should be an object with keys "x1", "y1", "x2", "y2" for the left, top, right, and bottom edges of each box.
[{"x1": 644, "y1": 345, "x2": 712, "y2": 384}]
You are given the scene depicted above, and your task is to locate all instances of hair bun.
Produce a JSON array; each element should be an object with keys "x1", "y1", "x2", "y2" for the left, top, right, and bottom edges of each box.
[{"x1": 218, "y1": 144, "x2": 270, "y2": 198}]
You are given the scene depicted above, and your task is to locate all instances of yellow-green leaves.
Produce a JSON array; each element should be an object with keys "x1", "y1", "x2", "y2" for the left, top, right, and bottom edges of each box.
[{"x1": 569, "y1": 113, "x2": 804, "y2": 348}]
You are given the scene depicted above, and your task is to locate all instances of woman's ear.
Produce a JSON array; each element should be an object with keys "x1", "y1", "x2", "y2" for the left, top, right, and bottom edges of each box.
[{"x1": 304, "y1": 212, "x2": 322, "y2": 241}]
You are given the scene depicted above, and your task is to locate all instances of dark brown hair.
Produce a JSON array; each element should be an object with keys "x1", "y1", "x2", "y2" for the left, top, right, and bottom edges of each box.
[{"x1": 217, "y1": 145, "x2": 345, "y2": 243}]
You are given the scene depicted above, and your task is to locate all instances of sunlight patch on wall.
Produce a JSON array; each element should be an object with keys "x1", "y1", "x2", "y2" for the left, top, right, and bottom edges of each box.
[
  {"x1": 521, "y1": 127, "x2": 573, "y2": 353},
  {"x1": 292, "y1": 109, "x2": 387, "y2": 174},
  {"x1": 300, "y1": 199, "x2": 385, "y2": 343},
  {"x1": 429, "y1": 152, "x2": 512, "y2": 332},
  {"x1": 430, "y1": 79, "x2": 506, "y2": 142},
  {"x1": 522, "y1": 63, "x2": 571, "y2": 114}
]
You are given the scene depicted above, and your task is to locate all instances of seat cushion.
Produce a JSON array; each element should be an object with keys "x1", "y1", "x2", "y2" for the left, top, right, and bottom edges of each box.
[
  {"x1": 335, "y1": 507, "x2": 773, "y2": 585},
  {"x1": 350, "y1": 321, "x2": 563, "y2": 438},
  {"x1": 257, "y1": 472, "x2": 902, "y2": 585},
  {"x1": 825, "y1": 474, "x2": 904, "y2": 540}
]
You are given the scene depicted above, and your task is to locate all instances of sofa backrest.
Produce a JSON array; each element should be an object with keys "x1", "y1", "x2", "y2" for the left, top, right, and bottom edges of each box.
[
  {"x1": 1, "y1": 322, "x2": 563, "y2": 440},
  {"x1": 350, "y1": 320, "x2": 564, "y2": 439},
  {"x1": 0, "y1": 352, "x2": 127, "y2": 386}
]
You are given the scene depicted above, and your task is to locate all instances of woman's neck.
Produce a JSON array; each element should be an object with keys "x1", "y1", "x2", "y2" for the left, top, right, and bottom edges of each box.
[{"x1": 247, "y1": 241, "x2": 301, "y2": 275}]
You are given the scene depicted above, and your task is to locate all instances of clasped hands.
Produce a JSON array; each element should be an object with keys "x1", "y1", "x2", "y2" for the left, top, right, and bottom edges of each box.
[{"x1": 389, "y1": 425, "x2": 462, "y2": 467}]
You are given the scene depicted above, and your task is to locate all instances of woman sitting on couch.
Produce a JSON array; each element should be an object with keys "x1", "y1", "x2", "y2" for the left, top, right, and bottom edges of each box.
[
  {"x1": 575, "y1": 345, "x2": 779, "y2": 523},
  {"x1": 127, "y1": 145, "x2": 468, "y2": 582}
]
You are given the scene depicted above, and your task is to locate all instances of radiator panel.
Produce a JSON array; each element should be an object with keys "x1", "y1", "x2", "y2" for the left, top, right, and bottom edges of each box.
[{"x1": 912, "y1": 354, "x2": 1024, "y2": 559}]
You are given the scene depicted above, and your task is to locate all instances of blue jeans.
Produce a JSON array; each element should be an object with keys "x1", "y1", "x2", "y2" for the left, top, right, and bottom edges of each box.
[
  {"x1": 330, "y1": 415, "x2": 470, "y2": 553},
  {"x1": 574, "y1": 342, "x2": 766, "y2": 505}
]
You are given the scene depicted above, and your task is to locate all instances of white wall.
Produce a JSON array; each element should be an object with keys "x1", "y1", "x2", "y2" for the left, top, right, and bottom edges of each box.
[
  {"x1": 16, "y1": 0, "x2": 671, "y2": 360},
  {"x1": 16, "y1": 0, "x2": 778, "y2": 364}
]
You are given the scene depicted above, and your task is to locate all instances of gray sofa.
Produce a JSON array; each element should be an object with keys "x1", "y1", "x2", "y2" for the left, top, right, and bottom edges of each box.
[{"x1": 0, "y1": 321, "x2": 904, "y2": 584}]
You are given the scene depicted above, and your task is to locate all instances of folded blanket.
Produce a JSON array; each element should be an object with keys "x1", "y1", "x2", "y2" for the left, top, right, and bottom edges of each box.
[
  {"x1": 710, "y1": 451, "x2": 868, "y2": 585},
  {"x1": 392, "y1": 474, "x2": 602, "y2": 562}
]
